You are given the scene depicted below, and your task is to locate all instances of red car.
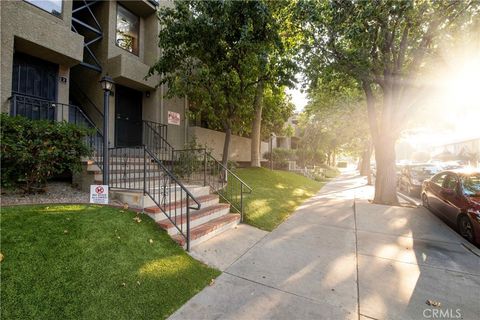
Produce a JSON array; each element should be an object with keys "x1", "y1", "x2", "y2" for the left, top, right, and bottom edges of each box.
[{"x1": 421, "y1": 170, "x2": 480, "y2": 245}]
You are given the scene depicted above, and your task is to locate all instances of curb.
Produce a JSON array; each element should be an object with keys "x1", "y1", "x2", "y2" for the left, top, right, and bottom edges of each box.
[{"x1": 397, "y1": 192, "x2": 422, "y2": 206}]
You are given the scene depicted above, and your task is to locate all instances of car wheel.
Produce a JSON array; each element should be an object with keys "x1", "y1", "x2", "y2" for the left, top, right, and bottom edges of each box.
[
  {"x1": 458, "y1": 215, "x2": 475, "y2": 244},
  {"x1": 422, "y1": 193, "x2": 429, "y2": 209}
]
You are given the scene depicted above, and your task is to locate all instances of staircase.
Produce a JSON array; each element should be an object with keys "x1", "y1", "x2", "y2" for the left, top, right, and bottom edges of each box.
[
  {"x1": 87, "y1": 137, "x2": 250, "y2": 250},
  {"x1": 9, "y1": 91, "x2": 245, "y2": 249}
]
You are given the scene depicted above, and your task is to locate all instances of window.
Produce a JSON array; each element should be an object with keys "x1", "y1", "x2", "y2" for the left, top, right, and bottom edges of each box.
[
  {"x1": 443, "y1": 174, "x2": 459, "y2": 191},
  {"x1": 461, "y1": 174, "x2": 480, "y2": 197},
  {"x1": 116, "y1": 4, "x2": 139, "y2": 55},
  {"x1": 432, "y1": 173, "x2": 447, "y2": 187},
  {"x1": 24, "y1": 0, "x2": 63, "y2": 17}
]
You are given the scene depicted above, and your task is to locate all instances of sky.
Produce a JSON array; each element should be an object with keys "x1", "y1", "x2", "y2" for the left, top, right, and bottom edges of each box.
[{"x1": 286, "y1": 86, "x2": 308, "y2": 113}]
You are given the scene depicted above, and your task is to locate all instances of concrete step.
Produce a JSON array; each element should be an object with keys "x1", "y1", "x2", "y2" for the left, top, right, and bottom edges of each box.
[
  {"x1": 94, "y1": 170, "x2": 164, "y2": 181},
  {"x1": 172, "y1": 213, "x2": 240, "y2": 248},
  {"x1": 157, "y1": 203, "x2": 231, "y2": 235},
  {"x1": 97, "y1": 177, "x2": 168, "y2": 189},
  {"x1": 111, "y1": 185, "x2": 211, "y2": 208},
  {"x1": 145, "y1": 194, "x2": 219, "y2": 221}
]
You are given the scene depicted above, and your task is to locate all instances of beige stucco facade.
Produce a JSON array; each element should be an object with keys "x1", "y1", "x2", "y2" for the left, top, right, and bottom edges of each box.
[
  {"x1": 0, "y1": 0, "x2": 83, "y2": 113},
  {"x1": 1, "y1": 0, "x2": 188, "y2": 149}
]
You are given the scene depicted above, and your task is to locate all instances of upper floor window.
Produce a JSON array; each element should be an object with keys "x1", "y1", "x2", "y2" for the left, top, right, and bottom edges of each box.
[
  {"x1": 24, "y1": 0, "x2": 63, "y2": 17},
  {"x1": 116, "y1": 4, "x2": 139, "y2": 55}
]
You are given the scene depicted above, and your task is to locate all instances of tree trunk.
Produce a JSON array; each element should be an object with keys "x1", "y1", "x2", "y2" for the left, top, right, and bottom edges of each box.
[
  {"x1": 362, "y1": 80, "x2": 398, "y2": 203},
  {"x1": 359, "y1": 141, "x2": 372, "y2": 176},
  {"x1": 373, "y1": 136, "x2": 399, "y2": 205},
  {"x1": 222, "y1": 125, "x2": 232, "y2": 168},
  {"x1": 250, "y1": 79, "x2": 264, "y2": 167}
]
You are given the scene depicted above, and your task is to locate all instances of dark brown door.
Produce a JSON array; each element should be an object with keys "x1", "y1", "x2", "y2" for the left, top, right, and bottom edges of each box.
[{"x1": 115, "y1": 85, "x2": 142, "y2": 147}]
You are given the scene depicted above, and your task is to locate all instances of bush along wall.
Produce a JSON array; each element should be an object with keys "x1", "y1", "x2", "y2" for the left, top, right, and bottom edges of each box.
[
  {"x1": 0, "y1": 114, "x2": 91, "y2": 193},
  {"x1": 263, "y1": 148, "x2": 297, "y2": 169}
]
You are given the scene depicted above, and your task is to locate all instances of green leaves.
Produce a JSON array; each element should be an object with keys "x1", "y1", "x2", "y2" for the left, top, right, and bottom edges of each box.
[
  {"x1": 0, "y1": 114, "x2": 91, "y2": 193},
  {"x1": 149, "y1": 0, "x2": 298, "y2": 137}
]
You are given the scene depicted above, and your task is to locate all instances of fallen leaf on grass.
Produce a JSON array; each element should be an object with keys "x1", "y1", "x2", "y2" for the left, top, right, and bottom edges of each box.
[
  {"x1": 137, "y1": 281, "x2": 141, "y2": 286},
  {"x1": 133, "y1": 216, "x2": 142, "y2": 223},
  {"x1": 64, "y1": 230, "x2": 69, "y2": 234},
  {"x1": 209, "y1": 279, "x2": 215, "y2": 286},
  {"x1": 121, "y1": 282, "x2": 126, "y2": 287},
  {"x1": 149, "y1": 239, "x2": 153, "y2": 244}
]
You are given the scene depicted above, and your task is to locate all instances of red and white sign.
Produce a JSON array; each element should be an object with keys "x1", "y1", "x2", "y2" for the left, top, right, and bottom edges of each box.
[
  {"x1": 168, "y1": 111, "x2": 181, "y2": 125},
  {"x1": 90, "y1": 185, "x2": 109, "y2": 204}
]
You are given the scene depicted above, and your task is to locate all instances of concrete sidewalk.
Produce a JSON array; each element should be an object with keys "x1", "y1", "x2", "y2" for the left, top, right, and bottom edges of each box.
[{"x1": 170, "y1": 171, "x2": 480, "y2": 320}]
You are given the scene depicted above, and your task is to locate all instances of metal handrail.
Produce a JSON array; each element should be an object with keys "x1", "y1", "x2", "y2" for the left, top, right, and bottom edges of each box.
[
  {"x1": 146, "y1": 147, "x2": 201, "y2": 208},
  {"x1": 108, "y1": 145, "x2": 200, "y2": 250},
  {"x1": 70, "y1": 80, "x2": 104, "y2": 129},
  {"x1": 208, "y1": 153, "x2": 253, "y2": 193},
  {"x1": 142, "y1": 120, "x2": 174, "y2": 169},
  {"x1": 9, "y1": 93, "x2": 104, "y2": 170},
  {"x1": 172, "y1": 148, "x2": 252, "y2": 221}
]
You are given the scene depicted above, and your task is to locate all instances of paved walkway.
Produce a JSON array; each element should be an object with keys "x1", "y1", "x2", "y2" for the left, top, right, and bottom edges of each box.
[{"x1": 170, "y1": 171, "x2": 480, "y2": 320}]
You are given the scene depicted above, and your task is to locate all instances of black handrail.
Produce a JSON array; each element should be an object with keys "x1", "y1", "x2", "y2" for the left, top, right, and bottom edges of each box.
[
  {"x1": 9, "y1": 93, "x2": 104, "y2": 170},
  {"x1": 108, "y1": 146, "x2": 200, "y2": 250},
  {"x1": 172, "y1": 148, "x2": 252, "y2": 221},
  {"x1": 142, "y1": 120, "x2": 174, "y2": 169},
  {"x1": 70, "y1": 80, "x2": 104, "y2": 130}
]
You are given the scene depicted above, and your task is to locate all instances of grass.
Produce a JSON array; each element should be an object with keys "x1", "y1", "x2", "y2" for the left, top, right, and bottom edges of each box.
[
  {"x1": 235, "y1": 167, "x2": 330, "y2": 231},
  {"x1": 0, "y1": 204, "x2": 220, "y2": 320}
]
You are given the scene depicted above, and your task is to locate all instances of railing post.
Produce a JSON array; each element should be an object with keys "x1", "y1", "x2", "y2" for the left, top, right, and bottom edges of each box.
[
  {"x1": 240, "y1": 183, "x2": 243, "y2": 222},
  {"x1": 186, "y1": 200, "x2": 191, "y2": 251},
  {"x1": 12, "y1": 96, "x2": 17, "y2": 116},
  {"x1": 203, "y1": 149, "x2": 207, "y2": 187},
  {"x1": 143, "y1": 146, "x2": 147, "y2": 196}
]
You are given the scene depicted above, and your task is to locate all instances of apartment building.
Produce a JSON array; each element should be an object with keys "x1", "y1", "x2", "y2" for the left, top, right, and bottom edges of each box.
[{"x1": 0, "y1": 0, "x2": 188, "y2": 149}]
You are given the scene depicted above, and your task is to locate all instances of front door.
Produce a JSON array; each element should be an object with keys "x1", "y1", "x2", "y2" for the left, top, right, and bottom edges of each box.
[{"x1": 115, "y1": 85, "x2": 142, "y2": 146}]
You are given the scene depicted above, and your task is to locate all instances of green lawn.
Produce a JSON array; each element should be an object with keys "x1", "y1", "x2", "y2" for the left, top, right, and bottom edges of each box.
[
  {"x1": 236, "y1": 167, "x2": 328, "y2": 231},
  {"x1": 0, "y1": 205, "x2": 220, "y2": 320}
]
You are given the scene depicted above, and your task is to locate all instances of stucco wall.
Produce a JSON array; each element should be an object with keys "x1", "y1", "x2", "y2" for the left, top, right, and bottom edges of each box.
[
  {"x1": 0, "y1": 0, "x2": 83, "y2": 113},
  {"x1": 190, "y1": 126, "x2": 269, "y2": 162}
]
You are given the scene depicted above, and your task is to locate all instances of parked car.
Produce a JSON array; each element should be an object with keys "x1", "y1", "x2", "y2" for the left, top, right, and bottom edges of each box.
[
  {"x1": 440, "y1": 161, "x2": 464, "y2": 170},
  {"x1": 421, "y1": 170, "x2": 480, "y2": 245},
  {"x1": 396, "y1": 164, "x2": 407, "y2": 183},
  {"x1": 398, "y1": 164, "x2": 441, "y2": 196}
]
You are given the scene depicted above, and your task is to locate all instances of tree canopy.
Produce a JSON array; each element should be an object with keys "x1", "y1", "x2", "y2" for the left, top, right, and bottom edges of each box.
[
  {"x1": 149, "y1": 0, "x2": 297, "y2": 165},
  {"x1": 296, "y1": 0, "x2": 479, "y2": 204}
]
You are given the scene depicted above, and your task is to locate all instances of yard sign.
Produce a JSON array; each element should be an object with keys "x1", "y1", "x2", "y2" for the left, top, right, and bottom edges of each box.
[{"x1": 90, "y1": 185, "x2": 109, "y2": 204}]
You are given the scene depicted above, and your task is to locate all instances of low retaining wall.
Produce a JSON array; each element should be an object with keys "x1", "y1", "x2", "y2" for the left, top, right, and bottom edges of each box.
[{"x1": 190, "y1": 126, "x2": 269, "y2": 162}]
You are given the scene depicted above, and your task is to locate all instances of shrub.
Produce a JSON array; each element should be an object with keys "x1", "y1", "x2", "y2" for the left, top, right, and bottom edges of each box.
[
  {"x1": 173, "y1": 138, "x2": 206, "y2": 179},
  {"x1": 317, "y1": 163, "x2": 341, "y2": 178},
  {"x1": 263, "y1": 148, "x2": 296, "y2": 169},
  {"x1": 1, "y1": 114, "x2": 91, "y2": 193}
]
